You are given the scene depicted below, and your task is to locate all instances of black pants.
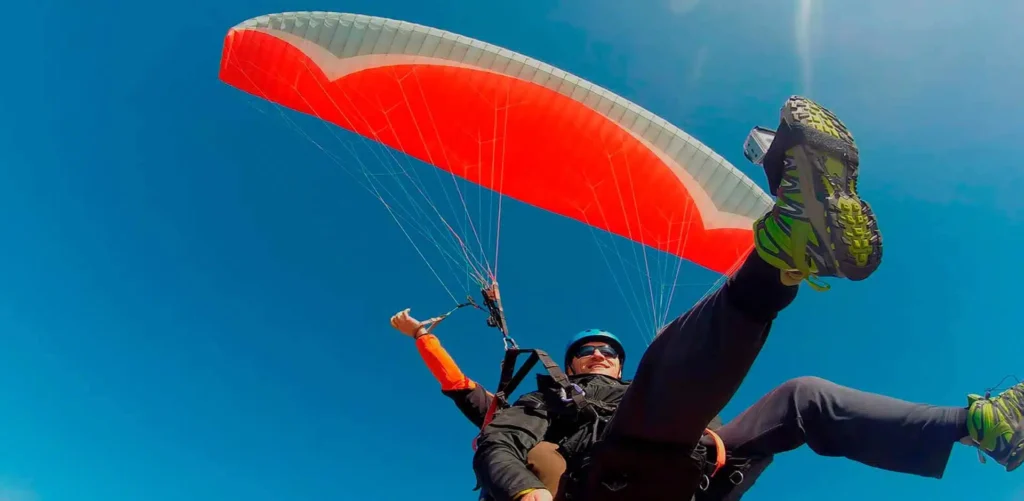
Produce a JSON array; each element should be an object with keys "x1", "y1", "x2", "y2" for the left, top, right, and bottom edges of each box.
[
  {"x1": 543, "y1": 376, "x2": 969, "y2": 500},
  {"x1": 581, "y1": 251, "x2": 795, "y2": 499},
  {"x1": 606, "y1": 250, "x2": 798, "y2": 446},
  {"x1": 700, "y1": 377, "x2": 967, "y2": 500},
  {"x1": 594, "y1": 252, "x2": 966, "y2": 500}
]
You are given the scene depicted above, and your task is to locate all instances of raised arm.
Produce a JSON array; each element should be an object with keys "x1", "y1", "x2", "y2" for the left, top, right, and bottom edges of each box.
[{"x1": 391, "y1": 308, "x2": 495, "y2": 426}]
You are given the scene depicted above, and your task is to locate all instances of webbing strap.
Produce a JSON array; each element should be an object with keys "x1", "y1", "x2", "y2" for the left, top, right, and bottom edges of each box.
[
  {"x1": 703, "y1": 428, "x2": 727, "y2": 478},
  {"x1": 535, "y1": 350, "x2": 587, "y2": 410},
  {"x1": 475, "y1": 350, "x2": 525, "y2": 441},
  {"x1": 474, "y1": 348, "x2": 583, "y2": 451},
  {"x1": 503, "y1": 350, "x2": 539, "y2": 396}
]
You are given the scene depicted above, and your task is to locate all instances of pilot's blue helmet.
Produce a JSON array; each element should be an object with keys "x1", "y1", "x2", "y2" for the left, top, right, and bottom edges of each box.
[{"x1": 564, "y1": 329, "x2": 625, "y2": 369}]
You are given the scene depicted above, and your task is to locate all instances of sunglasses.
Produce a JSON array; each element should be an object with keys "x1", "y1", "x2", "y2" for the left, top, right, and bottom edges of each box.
[{"x1": 574, "y1": 344, "x2": 619, "y2": 360}]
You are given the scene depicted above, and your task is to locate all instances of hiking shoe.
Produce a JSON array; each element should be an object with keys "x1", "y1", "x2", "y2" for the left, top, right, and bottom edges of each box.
[
  {"x1": 968, "y1": 382, "x2": 1024, "y2": 472},
  {"x1": 754, "y1": 96, "x2": 883, "y2": 287}
]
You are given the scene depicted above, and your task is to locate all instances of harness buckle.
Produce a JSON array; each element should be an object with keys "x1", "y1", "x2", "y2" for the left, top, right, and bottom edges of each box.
[{"x1": 559, "y1": 383, "x2": 585, "y2": 403}]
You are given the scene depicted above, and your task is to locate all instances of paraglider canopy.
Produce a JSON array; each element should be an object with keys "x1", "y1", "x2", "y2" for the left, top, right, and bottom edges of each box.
[{"x1": 218, "y1": 11, "x2": 773, "y2": 279}]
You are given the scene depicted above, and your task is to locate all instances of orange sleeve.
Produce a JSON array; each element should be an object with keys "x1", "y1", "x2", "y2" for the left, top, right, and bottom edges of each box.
[{"x1": 415, "y1": 334, "x2": 477, "y2": 391}]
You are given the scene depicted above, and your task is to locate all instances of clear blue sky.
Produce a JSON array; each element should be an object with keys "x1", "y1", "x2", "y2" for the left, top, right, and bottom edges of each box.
[{"x1": 3, "y1": 1, "x2": 1022, "y2": 500}]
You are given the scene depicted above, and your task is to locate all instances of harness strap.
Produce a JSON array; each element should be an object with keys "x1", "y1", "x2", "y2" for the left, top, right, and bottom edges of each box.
[
  {"x1": 474, "y1": 348, "x2": 582, "y2": 450},
  {"x1": 702, "y1": 428, "x2": 727, "y2": 478},
  {"x1": 534, "y1": 350, "x2": 588, "y2": 410},
  {"x1": 504, "y1": 351, "x2": 540, "y2": 396},
  {"x1": 477, "y1": 350, "x2": 525, "y2": 437}
]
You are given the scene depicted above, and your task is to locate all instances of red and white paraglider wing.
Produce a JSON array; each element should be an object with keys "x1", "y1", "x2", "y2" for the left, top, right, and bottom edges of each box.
[{"x1": 218, "y1": 12, "x2": 773, "y2": 275}]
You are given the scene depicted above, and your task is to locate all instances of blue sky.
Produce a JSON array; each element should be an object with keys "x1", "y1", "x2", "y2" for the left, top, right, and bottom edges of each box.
[{"x1": 3, "y1": 0, "x2": 1023, "y2": 500}]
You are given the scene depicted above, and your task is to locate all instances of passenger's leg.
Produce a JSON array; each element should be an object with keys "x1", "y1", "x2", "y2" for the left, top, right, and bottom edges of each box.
[
  {"x1": 606, "y1": 250, "x2": 798, "y2": 446},
  {"x1": 718, "y1": 377, "x2": 968, "y2": 479},
  {"x1": 576, "y1": 96, "x2": 884, "y2": 500},
  {"x1": 576, "y1": 251, "x2": 797, "y2": 501},
  {"x1": 607, "y1": 94, "x2": 885, "y2": 448},
  {"x1": 701, "y1": 379, "x2": 1024, "y2": 500}
]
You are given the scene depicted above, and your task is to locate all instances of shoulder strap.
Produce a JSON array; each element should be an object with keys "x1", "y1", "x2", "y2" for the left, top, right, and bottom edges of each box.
[{"x1": 473, "y1": 348, "x2": 585, "y2": 449}]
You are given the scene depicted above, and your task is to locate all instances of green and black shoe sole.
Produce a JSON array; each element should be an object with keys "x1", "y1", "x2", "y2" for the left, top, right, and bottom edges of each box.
[{"x1": 766, "y1": 97, "x2": 884, "y2": 281}]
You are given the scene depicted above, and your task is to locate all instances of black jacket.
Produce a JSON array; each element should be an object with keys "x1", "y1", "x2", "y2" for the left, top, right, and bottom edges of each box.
[
  {"x1": 472, "y1": 373, "x2": 724, "y2": 501},
  {"x1": 443, "y1": 385, "x2": 494, "y2": 428},
  {"x1": 472, "y1": 373, "x2": 625, "y2": 501}
]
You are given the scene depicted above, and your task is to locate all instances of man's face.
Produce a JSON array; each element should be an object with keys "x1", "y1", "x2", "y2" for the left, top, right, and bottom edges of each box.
[{"x1": 569, "y1": 341, "x2": 622, "y2": 378}]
